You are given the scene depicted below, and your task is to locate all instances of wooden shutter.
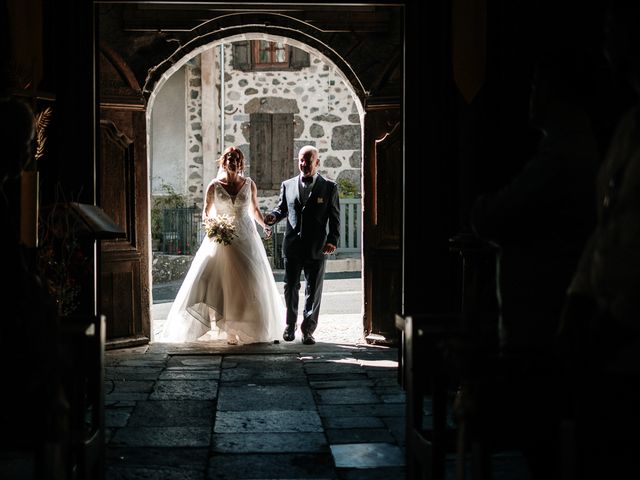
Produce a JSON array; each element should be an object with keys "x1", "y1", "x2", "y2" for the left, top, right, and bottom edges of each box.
[
  {"x1": 271, "y1": 113, "x2": 294, "y2": 188},
  {"x1": 250, "y1": 113, "x2": 271, "y2": 187},
  {"x1": 250, "y1": 113, "x2": 294, "y2": 191},
  {"x1": 232, "y1": 41, "x2": 251, "y2": 71},
  {"x1": 289, "y1": 46, "x2": 310, "y2": 69}
]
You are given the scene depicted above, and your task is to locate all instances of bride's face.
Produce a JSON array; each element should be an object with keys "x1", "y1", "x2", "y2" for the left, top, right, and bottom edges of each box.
[{"x1": 224, "y1": 153, "x2": 242, "y2": 173}]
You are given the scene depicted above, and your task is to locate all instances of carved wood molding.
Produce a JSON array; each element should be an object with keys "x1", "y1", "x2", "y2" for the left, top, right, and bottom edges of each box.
[
  {"x1": 100, "y1": 119, "x2": 133, "y2": 148},
  {"x1": 100, "y1": 42, "x2": 142, "y2": 93}
]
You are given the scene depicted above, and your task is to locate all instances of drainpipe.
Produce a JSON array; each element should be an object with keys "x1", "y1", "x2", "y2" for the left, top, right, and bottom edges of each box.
[{"x1": 220, "y1": 44, "x2": 225, "y2": 153}]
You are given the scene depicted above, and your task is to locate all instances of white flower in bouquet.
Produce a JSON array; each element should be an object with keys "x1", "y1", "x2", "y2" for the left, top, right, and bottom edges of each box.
[{"x1": 203, "y1": 214, "x2": 238, "y2": 245}]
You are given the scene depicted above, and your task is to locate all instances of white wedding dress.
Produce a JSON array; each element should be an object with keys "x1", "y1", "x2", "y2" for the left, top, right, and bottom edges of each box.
[{"x1": 159, "y1": 177, "x2": 284, "y2": 343}]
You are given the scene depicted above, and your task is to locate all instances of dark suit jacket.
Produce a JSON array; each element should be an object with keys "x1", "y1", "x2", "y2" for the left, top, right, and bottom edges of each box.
[{"x1": 270, "y1": 174, "x2": 340, "y2": 260}]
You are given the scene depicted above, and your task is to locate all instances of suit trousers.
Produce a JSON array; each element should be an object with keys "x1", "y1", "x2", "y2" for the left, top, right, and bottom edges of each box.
[{"x1": 283, "y1": 255, "x2": 326, "y2": 335}]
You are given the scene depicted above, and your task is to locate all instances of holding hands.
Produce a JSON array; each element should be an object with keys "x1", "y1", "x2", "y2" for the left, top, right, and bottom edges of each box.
[
  {"x1": 264, "y1": 213, "x2": 276, "y2": 225},
  {"x1": 263, "y1": 213, "x2": 276, "y2": 239}
]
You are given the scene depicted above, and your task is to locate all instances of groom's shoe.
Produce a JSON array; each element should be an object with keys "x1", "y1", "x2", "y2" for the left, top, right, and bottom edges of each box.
[
  {"x1": 302, "y1": 332, "x2": 316, "y2": 345},
  {"x1": 283, "y1": 325, "x2": 296, "y2": 342}
]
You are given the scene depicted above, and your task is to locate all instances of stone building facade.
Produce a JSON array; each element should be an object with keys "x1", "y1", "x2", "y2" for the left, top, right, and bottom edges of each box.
[{"x1": 151, "y1": 38, "x2": 363, "y2": 213}]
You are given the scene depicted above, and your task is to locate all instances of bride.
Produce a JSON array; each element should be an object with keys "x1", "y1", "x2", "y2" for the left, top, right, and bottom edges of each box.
[{"x1": 158, "y1": 146, "x2": 284, "y2": 344}]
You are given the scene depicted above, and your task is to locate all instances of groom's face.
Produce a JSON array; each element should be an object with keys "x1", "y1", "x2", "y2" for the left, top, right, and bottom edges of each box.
[{"x1": 299, "y1": 149, "x2": 319, "y2": 177}]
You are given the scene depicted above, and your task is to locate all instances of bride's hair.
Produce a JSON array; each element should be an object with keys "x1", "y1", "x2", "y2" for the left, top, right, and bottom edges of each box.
[{"x1": 218, "y1": 146, "x2": 245, "y2": 174}]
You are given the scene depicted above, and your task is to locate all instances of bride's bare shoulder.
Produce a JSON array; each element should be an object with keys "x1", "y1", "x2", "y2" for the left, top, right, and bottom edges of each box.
[{"x1": 205, "y1": 179, "x2": 219, "y2": 197}]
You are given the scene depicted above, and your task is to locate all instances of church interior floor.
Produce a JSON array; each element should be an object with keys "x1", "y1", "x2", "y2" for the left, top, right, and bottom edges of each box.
[{"x1": 105, "y1": 340, "x2": 407, "y2": 479}]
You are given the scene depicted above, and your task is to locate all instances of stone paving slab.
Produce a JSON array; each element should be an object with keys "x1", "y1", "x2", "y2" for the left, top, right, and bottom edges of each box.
[
  {"x1": 110, "y1": 426, "x2": 212, "y2": 447},
  {"x1": 150, "y1": 379, "x2": 219, "y2": 400},
  {"x1": 207, "y1": 453, "x2": 335, "y2": 479},
  {"x1": 221, "y1": 362, "x2": 307, "y2": 384},
  {"x1": 159, "y1": 369, "x2": 220, "y2": 380},
  {"x1": 381, "y1": 417, "x2": 406, "y2": 445},
  {"x1": 217, "y1": 385, "x2": 316, "y2": 410},
  {"x1": 106, "y1": 350, "x2": 168, "y2": 362},
  {"x1": 337, "y1": 466, "x2": 406, "y2": 480},
  {"x1": 105, "y1": 341, "x2": 406, "y2": 479},
  {"x1": 317, "y1": 403, "x2": 405, "y2": 418},
  {"x1": 330, "y1": 443, "x2": 405, "y2": 468},
  {"x1": 303, "y1": 362, "x2": 364, "y2": 375},
  {"x1": 108, "y1": 380, "x2": 155, "y2": 393},
  {"x1": 106, "y1": 465, "x2": 205, "y2": 480},
  {"x1": 212, "y1": 432, "x2": 328, "y2": 453},
  {"x1": 305, "y1": 372, "x2": 369, "y2": 382},
  {"x1": 106, "y1": 366, "x2": 164, "y2": 381},
  {"x1": 322, "y1": 415, "x2": 386, "y2": 429},
  {"x1": 308, "y1": 379, "x2": 374, "y2": 389},
  {"x1": 167, "y1": 355, "x2": 222, "y2": 368},
  {"x1": 105, "y1": 407, "x2": 133, "y2": 428},
  {"x1": 215, "y1": 410, "x2": 322, "y2": 433},
  {"x1": 325, "y1": 428, "x2": 396, "y2": 445},
  {"x1": 127, "y1": 400, "x2": 215, "y2": 427},
  {"x1": 112, "y1": 358, "x2": 169, "y2": 367},
  {"x1": 377, "y1": 392, "x2": 406, "y2": 404},
  {"x1": 314, "y1": 387, "x2": 379, "y2": 405},
  {"x1": 107, "y1": 447, "x2": 209, "y2": 467},
  {"x1": 105, "y1": 392, "x2": 150, "y2": 402}
]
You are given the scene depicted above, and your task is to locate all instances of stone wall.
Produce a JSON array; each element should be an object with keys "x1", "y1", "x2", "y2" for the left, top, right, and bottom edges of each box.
[
  {"x1": 152, "y1": 253, "x2": 194, "y2": 284},
  {"x1": 152, "y1": 251, "x2": 361, "y2": 284},
  {"x1": 152, "y1": 39, "x2": 362, "y2": 212}
]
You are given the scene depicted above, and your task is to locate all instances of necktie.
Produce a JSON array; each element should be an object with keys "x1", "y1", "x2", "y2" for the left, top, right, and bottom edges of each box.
[{"x1": 300, "y1": 177, "x2": 312, "y2": 203}]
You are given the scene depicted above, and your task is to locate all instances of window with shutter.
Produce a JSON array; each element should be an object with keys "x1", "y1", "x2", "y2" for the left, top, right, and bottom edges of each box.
[{"x1": 232, "y1": 41, "x2": 309, "y2": 72}]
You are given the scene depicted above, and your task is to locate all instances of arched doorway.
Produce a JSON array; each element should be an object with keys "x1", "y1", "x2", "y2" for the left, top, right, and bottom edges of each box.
[
  {"x1": 146, "y1": 34, "x2": 365, "y2": 342},
  {"x1": 97, "y1": 4, "x2": 403, "y2": 348}
]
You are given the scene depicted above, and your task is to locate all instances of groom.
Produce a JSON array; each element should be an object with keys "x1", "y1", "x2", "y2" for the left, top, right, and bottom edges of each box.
[{"x1": 265, "y1": 145, "x2": 340, "y2": 345}]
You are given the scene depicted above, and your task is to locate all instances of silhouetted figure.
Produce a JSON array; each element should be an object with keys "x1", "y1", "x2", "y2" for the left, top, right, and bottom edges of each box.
[
  {"x1": 471, "y1": 53, "x2": 599, "y2": 354},
  {"x1": 469, "y1": 52, "x2": 601, "y2": 478},
  {"x1": 557, "y1": 2, "x2": 640, "y2": 477}
]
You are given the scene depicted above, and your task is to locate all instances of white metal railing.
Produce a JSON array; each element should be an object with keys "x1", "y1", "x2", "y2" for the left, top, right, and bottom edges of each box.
[
  {"x1": 337, "y1": 198, "x2": 361, "y2": 253},
  {"x1": 270, "y1": 198, "x2": 361, "y2": 267}
]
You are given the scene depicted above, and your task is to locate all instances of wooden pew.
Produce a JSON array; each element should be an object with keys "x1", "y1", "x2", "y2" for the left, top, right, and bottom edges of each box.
[{"x1": 60, "y1": 314, "x2": 106, "y2": 480}]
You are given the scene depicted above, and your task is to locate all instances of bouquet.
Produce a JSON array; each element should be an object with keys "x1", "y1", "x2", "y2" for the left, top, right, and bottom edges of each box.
[{"x1": 203, "y1": 214, "x2": 238, "y2": 245}]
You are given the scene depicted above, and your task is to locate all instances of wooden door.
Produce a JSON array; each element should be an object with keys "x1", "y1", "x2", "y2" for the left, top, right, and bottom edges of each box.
[
  {"x1": 98, "y1": 46, "x2": 151, "y2": 348},
  {"x1": 363, "y1": 106, "x2": 403, "y2": 344},
  {"x1": 98, "y1": 116, "x2": 150, "y2": 348}
]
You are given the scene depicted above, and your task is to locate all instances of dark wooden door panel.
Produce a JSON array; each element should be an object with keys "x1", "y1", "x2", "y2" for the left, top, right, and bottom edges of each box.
[
  {"x1": 99, "y1": 113, "x2": 150, "y2": 348},
  {"x1": 363, "y1": 107, "x2": 402, "y2": 344},
  {"x1": 369, "y1": 252, "x2": 402, "y2": 341},
  {"x1": 101, "y1": 252, "x2": 145, "y2": 344}
]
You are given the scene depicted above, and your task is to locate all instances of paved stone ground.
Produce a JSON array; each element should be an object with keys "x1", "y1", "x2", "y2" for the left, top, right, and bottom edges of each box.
[
  {"x1": 150, "y1": 276, "x2": 369, "y2": 345},
  {"x1": 104, "y1": 342, "x2": 532, "y2": 480},
  {"x1": 105, "y1": 276, "x2": 532, "y2": 480},
  {"x1": 105, "y1": 340, "x2": 407, "y2": 479}
]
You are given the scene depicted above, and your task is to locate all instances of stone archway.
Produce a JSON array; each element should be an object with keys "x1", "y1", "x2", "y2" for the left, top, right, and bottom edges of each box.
[
  {"x1": 97, "y1": 4, "x2": 404, "y2": 346},
  {"x1": 145, "y1": 31, "x2": 367, "y2": 341}
]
